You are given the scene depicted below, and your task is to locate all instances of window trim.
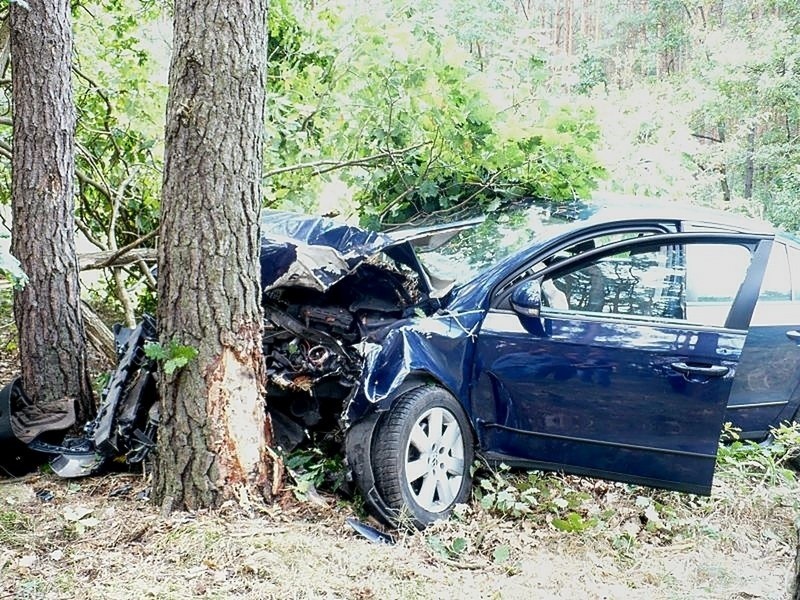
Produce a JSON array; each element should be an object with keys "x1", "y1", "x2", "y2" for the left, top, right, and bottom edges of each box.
[
  {"x1": 493, "y1": 223, "x2": 675, "y2": 301},
  {"x1": 493, "y1": 231, "x2": 771, "y2": 331}
]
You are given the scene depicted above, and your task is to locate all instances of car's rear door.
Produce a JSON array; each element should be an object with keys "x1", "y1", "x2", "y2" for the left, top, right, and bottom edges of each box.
[
  {"x1": 471, "y1": 232, "x2": 771, "y2": 495},
  {"x1": 726, "y1": 239, "x2": 800, "y2": 438}
]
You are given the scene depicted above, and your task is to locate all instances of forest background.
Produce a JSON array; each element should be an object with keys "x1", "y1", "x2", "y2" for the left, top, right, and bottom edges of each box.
[{"x1": 3, "y1": 0, "x2": 799, "y2": 304}]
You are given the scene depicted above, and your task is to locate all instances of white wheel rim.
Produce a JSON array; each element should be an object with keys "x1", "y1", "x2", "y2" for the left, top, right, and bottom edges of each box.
[{"x1": 403, "y1": 406, "x2": 465, "y2": 513}]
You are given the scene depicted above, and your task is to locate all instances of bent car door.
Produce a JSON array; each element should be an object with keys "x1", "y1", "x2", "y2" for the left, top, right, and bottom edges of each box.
[{"x1": 471, "y1": 232, "x2": 772, "y2": 495}]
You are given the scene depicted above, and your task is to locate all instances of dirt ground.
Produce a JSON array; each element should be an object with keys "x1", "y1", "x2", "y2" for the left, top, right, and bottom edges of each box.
[
  {"x1": 0, "y1": 468, "x2": 796, "y2": 600},
  {"x1": 1, "y1": 304, "x2": 798, "y2": 599}
]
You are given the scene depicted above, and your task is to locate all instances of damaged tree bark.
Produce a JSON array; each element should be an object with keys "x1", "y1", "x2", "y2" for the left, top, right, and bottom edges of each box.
[
  {"x1": 9, "y1": 0, "x2": 93, "y2": 424},
  {"x1": 153, "y1": 0, "x2": 276, "y2": 510}
]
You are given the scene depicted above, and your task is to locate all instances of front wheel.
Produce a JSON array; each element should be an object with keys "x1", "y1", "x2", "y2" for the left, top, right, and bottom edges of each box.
[{"x1": 371, "y1": 385, "x2": 474, "y2": 527}]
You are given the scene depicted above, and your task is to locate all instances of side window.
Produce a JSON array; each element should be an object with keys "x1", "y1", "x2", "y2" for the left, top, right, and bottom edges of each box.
[
  {"x1": 751, "y1": 243, "x2": 800, "y2": 325},
  {"x1": 544, "y1": 245, "x2": 684, "y2": 319},
  {"x1": 542, "y1": 242, "x2": 752, "y2": 327},
  {"x1": 790, "y1": 245, "x2": 800, "y2": 301},
  {"x1": 758, "y1": 243, "x2": 791, "y2": 301},
  {"x1": 684, "y1": 244, "x2": 752, "y2": 326},
  {"x1": 544, "y1": 229, "x2": 665, "y2": 266},
  {"x1": 500, "y1": 228, "x2": 671, "y2": 297}
]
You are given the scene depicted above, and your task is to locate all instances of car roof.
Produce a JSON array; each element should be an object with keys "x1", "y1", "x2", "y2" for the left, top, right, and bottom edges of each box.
[{"x1": 581, "y1": 196, "x2": 775, "y2": 234}]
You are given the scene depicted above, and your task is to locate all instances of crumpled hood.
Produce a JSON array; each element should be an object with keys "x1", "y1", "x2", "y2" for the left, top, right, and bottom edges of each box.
[{"x1": 259, "y1": 210, "x2": 482, "y2": 296}]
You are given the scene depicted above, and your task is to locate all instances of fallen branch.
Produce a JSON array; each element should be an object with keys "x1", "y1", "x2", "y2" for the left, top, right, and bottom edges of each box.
[
  {"x1": 263, "y1": 142, "x2": 429, "y2": 179},
  {"x1": 78, "y1": 228, "x2": 158, "y2": 271},
  {"x1": 79, "y1": 248, "x2": 156, "y2": 271},
  {"x1": 81, "y1": 301, "x2": 116, "y2": 364}
]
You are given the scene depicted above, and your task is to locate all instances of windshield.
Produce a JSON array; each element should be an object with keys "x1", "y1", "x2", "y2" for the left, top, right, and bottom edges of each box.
[{"x1": 417, "y1": 200, "x2": 591, "y2": 283}]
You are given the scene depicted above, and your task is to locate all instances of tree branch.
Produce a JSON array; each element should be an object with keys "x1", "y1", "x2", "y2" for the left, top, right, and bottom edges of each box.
[
  {"x1": 79, "y1": 248, "x2": 157, "y2": 271},
  {"x1": 263, "y1": 142, "x2": 429, "y2": 179},
  {"x1": 108, "y1": 168, "x2": 140, "y2": 327},
  {"x1": 79, "y1": 228, "x2": 158, "y2": 271},
  {"x1": 691, "y1": 132, "x2": 723, "y2": 143}
]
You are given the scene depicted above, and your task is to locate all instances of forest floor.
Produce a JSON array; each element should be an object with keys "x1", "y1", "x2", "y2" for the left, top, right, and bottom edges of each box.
[{"x1": 0, "y1": 303, "x2": 798, "y2": 599}]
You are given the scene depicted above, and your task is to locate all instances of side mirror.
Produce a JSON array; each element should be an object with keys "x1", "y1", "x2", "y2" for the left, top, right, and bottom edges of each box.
[{"x1": 510, "y1": 279, "x2": 542, "y2": 318}]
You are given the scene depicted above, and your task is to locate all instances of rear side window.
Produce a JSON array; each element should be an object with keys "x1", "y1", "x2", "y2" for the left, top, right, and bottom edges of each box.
[
  {"x1": 791, "y1": 245, "x2": 800, "y2": 301},
  {"x1": 684, "y1": 244, "x2": 753, "y2": 326},
  {"x1": 750, "y1": 242, "x2": 800, "y2": 326}
]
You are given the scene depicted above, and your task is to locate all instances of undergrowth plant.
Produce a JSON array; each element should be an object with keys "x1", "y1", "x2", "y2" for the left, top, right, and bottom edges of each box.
[
  {"x1": 473, "y1": 462, "x2": 598, "y2": 533},
  {"x1": 716, "y1": 421, "x2": 800, "y2": 487},
  {"x1": 284, "y1": 445, "x2": 349, "y2": 501}
]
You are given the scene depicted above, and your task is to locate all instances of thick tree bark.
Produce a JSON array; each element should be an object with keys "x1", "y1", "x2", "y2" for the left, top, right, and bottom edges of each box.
[
  {"x1": 153, "y1": 0, "x2": 274, "y2": 510},
  {"x1": 9, "y1": 0, "x2": 93, "y2": 423}
]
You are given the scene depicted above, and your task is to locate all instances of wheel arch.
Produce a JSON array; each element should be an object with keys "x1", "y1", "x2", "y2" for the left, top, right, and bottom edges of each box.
[{"x1": 345, "y1": 373, "x2": 478, "y2": 528}]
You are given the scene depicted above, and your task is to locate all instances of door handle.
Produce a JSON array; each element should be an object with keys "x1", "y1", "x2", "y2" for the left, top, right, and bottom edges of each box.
[
  {"x1": 670, "y1": 362, "x2": 729, "y2": 378},
  {"x1": 786, "y1": 330, "x2": 800, "y2": 343}
]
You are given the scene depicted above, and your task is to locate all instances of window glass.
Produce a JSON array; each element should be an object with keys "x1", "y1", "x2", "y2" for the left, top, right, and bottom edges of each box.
[
  {"x1": 544, "y1": 245, "x2": 684, "y2": 319},
  {"x1": 758, "y1": 244, "x2": 791, "y2": 302},
  {"x1": 684, "y1": 244, "x2": 751, "y2": 326},
  {"x1": 543, "y1": 230, "x2": 663, "y2": 267},
  {"x1": 790, "y1": 245, "x2": 800, "y2": 301},
  {"x1": 541, "y1": 242, "x2": 752, "y2": 327},
  {"x1": 751, "y1": 243, "x2": 800, "y2": 326}
]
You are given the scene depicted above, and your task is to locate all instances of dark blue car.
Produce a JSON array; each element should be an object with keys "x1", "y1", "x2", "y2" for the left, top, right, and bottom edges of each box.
[{"x1": 259, "y1": 200, "x2": 800, "y2": 527}]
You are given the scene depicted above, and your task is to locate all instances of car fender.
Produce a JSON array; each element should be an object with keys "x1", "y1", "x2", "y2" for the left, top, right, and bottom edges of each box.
[{"x1": 344, "y1": 310, "x2": 485, "y2": 426}]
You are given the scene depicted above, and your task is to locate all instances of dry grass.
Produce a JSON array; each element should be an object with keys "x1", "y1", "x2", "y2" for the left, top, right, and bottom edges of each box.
[{"x1": 0, "y1": 462, "x2": 796, "y2": 600}]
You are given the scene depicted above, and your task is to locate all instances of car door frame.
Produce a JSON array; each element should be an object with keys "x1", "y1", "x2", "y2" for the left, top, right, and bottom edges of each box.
[{"x1": 470, "y1": 228, "x2": 773, "y2": 494}]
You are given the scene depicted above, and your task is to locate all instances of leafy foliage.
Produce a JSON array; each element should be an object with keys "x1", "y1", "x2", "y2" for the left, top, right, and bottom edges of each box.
[
  {"x1": 284, "y1": 446, "x2": 349, "y2": 500},
  {"x1": 71, "y1": 1, "x2": 165, "y2": 254},
  {"x1": 716, "y1": 421, "x2": 800, "y2": 487},
  {"x1": 0, "y1": 240, "x2": 25, "y2": 288},
  {"x1": 265, "y1": 0, "x2": 605, "y2": 225},
  {"x1": 144, "y1": 340, "x2": 198, "y2": 375}
]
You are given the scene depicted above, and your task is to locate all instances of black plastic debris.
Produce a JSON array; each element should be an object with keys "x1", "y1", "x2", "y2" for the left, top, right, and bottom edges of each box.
[
  {"x1": 345, "y1": 517, "x2": 395, "y2": 545},
  {"x1": 35, "y1": 489, "x2": 54, "y2": 503},
  {"x1": 108, "y1": 483, "x2": 133, "y2": 498}
]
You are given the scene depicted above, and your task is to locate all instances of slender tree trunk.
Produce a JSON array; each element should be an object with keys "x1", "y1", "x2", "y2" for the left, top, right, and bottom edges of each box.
[
  {"x1": 716, "y1": 125, "x2": 731, "y2": 202},
  {"x1": 153, "y1": 0, "x2": 275, "y2": 511},
  {"x1": 743, "y1": 128, "x2": 755, "y2": 199},
  {"x1": 566, "y1": 0, "x2": 574, "y2": 56},
  {"x1": 9, "y1": 0, "x2": 93, "y2": 423}
]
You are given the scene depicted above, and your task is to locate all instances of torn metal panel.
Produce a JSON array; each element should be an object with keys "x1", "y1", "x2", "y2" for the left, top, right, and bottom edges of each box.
[
  {"x1": 344, "y1": 311, "x2": 485, "y2": 425},
  {"x1": 259, "y1": 210, "x2": 481, "y2": 296},
  {"x1": 260, "y1": 211, "x2": 397, "y2": 294}
]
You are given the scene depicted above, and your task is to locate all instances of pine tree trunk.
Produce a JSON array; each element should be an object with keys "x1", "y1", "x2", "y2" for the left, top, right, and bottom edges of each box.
[
  {"x1": 153, "y1": 0, "x2": 275, "y2": 511},
  {"x1": 9, "y1": 0, "x2": 93, "y2": 424}
]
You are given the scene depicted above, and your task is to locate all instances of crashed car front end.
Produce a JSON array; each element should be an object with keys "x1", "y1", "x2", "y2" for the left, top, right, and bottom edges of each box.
[{"x1": 257, "y1": 211, "x2": 478, "y2": 446}]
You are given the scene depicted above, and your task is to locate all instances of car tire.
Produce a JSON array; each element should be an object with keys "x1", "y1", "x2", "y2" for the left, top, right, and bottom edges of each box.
[{"x1": 371, "y1": 385, "x2": 474, "y2": 527}]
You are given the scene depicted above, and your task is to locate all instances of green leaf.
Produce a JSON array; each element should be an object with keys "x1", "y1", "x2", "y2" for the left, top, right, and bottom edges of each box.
[
  {"x1": 492, "y1": 544, "x2": 510, "y2": 565},
  {"x1": 145, "y1": 341, "x2": 198, "y2": 375},
  {"x1": 552, "y1": 512, "x2": 597, "y2": 533},
  {"x1": 426, "y1": 535, "x2": 447, "y2": 558},
  {"x1": 143, "y1": 341, "x2": 169, "y2": 361},
  {"x1": 450, "y1": 537, "x2": 467, "y2": 555},
  {"x1": 163, "y1": 348, "x2": 198, "y2": 375}
]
